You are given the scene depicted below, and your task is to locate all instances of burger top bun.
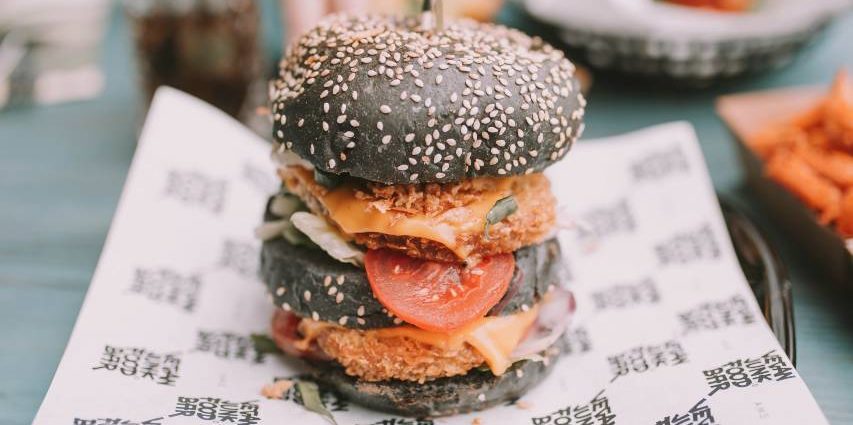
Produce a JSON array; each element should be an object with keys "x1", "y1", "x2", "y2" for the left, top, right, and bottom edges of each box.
[{"x1": 271, "y1": 14, "x2": 585, "y2": 184}]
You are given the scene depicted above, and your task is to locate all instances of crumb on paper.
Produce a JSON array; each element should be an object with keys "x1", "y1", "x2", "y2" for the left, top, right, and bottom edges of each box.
[
  {"x1": 261, "y1": 379, "x2": 294, "y2": 399},
  {"x1": 471, "y1": 418, "x2": 482, "y2": 425},
  {"x1": 516, "y1": 400, "x2": 532, "y2": 410}
]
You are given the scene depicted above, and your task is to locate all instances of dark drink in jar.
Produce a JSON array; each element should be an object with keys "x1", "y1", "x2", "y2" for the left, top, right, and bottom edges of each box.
[{"x1": 125, "y1": 0, "x2": 260, "y2": 118}]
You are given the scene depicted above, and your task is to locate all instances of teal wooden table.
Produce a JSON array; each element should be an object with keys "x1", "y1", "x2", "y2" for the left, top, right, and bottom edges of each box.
[{"x1": 1, "y1": 5, "x2": 851, "y2": 425}]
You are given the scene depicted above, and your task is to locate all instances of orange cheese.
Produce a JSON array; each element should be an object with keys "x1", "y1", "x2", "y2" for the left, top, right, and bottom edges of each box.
[
  {"x1": 298, "y1": 304, "x2": 539, "y2": 376},
  {"x1": 293, "y1": 168, "x2": 512, "y2": 259}
]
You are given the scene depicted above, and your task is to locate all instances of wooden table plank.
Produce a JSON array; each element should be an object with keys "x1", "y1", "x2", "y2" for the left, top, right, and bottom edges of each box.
[{"x1": 1, "y1": 5, "x2": 851, "y2": 425}]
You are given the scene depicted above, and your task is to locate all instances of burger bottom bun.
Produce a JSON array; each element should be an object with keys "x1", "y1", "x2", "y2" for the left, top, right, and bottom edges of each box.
[{"x1": 303, "y1": 339, "x2": 565, "y2": 417}]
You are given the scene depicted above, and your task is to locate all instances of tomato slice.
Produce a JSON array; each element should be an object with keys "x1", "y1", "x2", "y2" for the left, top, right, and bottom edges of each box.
[{"x1": 364, "y1": 249, "x2": 515, "y2": 333}]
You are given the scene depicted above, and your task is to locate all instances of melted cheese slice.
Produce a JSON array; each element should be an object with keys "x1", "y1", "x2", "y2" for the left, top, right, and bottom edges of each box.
[
  {"x1": 299, "y1": 304, "x2": 539, "y2": 376},
  {"x1": 291, "y1": 168, "x2": 512, "y2": 259}
]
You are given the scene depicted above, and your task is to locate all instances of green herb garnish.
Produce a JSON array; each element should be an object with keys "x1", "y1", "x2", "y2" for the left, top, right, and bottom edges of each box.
[
  {"x1": 484, "y1": 195, "x2": 518, "y2": 240},
  {"x1": 314, "y1": 169, "x2": 342, "y2": 189},
  {"x1": 250, "y1": 334, "x2": 283, "y2": 356},
  {"x1": 296, "y1": 380, "x2": 338, "y2": 425},
  {"x1": 282, "y1": 224, "x2": 314, "y2": 247}
]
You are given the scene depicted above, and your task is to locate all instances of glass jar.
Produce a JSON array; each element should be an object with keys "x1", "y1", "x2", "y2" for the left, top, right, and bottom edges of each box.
[{"x1": 125, "y1": 0, "x2": 261, "y2": 118}]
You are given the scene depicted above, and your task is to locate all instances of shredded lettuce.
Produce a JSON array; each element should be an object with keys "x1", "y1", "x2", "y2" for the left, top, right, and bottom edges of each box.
[
  {"x1": 270, "y1": 193, "x2": 304, "y2": 217},
  {"x1": 289, "y1": 212, "x2": 365, "y2": 267}
]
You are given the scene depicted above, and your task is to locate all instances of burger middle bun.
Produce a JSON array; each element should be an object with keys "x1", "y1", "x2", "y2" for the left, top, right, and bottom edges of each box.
[
  {"x1": 261, "y1": 234, "x2": 566, "y2": 329},
  {"x1": 271, "y1": 14, "x2": 585, "y2": 184}
]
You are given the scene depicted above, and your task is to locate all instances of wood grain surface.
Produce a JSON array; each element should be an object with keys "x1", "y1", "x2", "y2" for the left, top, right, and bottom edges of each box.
[{"x1": 1, "y1": 4, "x2": 851, "y2": 424}]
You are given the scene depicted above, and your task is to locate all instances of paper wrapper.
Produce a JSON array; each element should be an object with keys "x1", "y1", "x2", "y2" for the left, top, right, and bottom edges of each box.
[
  {"x1": 717, "y1": 88, "x2": 853, "y2": 286},
  {"x1": 34, "y1": 88, "x2": 828, "y2": 425}
]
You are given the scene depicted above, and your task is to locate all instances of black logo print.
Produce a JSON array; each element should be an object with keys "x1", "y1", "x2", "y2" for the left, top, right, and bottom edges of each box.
[
  {"x1": 242, "y1": 162, "x2": 278, "y2": 194},
  {"x1": 129, "y1": 268, "x2": 201, "y2": 313},
  {"x1": 654, "y1": 398, "x2": 715, "y2": 425},
  {"x1": 219, "y1": 239, "x2": 260, "y2": 278},
  {"x1": 194, "y1": 330, "x2": 266, "y2": 364},
  {"x1": 655, "y1": 224, "x2": 720, "y2": 265},
  {"x1": 163, "y1": 170, "x2": 227, "y2": 214},
  {"x1": 73, "y1": 417, "x2": 164, "y2": 425},
  {"x1": 563, "y1": 327, "x2": 593, "y2": 356},
  {"x1": 631, "y1": 145, "x2": 689, "y2": 181},
  {"x1": 358, "y1": 418, "x2": 435, "y2": 425},
  {"x1": 703, "y1": 350, "x2": 796, "y2": 396},
  {"x1": 578, "y1": 199, "x2": 636, "y2": 241},
  {"x1": 170, "y1": 397, "x2": 260, "y2": 424},
  {"x1": 608, "y1": 340, "x2": 687, "y2": 381},
  {"x1": 679, "y1": 295, "x2": 756, "y2": 333},
  {"x1": 531, "y1": 389, "x2": 616, "y2": 425},
  {"x1": 591, "y1": 278, "x2": 659, "y2": 311},
  {"x1": 92, "y1": 345, "x2": 180, "y2": 386}
]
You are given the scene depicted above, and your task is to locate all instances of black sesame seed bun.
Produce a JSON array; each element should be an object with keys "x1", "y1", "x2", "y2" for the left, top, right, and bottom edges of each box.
[
  {"x1": 271, "y1": 14, "x2": 585, "y2": 184},
  {"x1": 261, "y1": 234, "x2": 566, "y2": 330},
  {"x1": 305, "y1": 339, "x2": 565, "y2": 417}
]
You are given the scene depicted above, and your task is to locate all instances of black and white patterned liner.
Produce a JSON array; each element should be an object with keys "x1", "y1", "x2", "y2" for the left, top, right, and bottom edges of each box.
[{"x1": 33, "y1": 90, "x2": 828, "y2": 425}]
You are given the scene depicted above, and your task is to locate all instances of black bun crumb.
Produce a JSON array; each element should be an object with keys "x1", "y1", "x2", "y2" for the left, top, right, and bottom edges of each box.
[
  {"x1": 305, "y1": 339, "x2": 564, "y2": 417},
  {"x1": 271, "y1": 14, "x2": 585, "y2": 184},
  {"x1": 260, "y1": 233, "x2": 566, "y2": 330}
]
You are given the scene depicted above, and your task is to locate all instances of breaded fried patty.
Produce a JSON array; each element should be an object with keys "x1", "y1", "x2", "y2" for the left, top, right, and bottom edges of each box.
[
  {"x1": 317, "y1": 328, "x2": 484, "y2": 384},
  {"x1": 280, "y1": 167, "x2": 556, "y2": 262},
  {"x1": 297, "y1": 319, "x2": 485, "y2": 383}
]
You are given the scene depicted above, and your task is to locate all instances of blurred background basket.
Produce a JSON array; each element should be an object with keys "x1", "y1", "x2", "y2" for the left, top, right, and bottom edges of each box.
[{"x1": 519, "y1": 0, "x2": 851, "y2": 85}]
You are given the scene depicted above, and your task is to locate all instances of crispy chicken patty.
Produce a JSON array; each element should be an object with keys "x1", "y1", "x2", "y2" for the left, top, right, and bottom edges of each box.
[
  {"x1": 272, "y1": 310, "x2": 485, "y2": 383},
  {"x1": 281, "y1": 167, "x2": 556, "y2": 262},
  {"x1": 313, "y1": 325, "x2": 485, "y2": 383}
]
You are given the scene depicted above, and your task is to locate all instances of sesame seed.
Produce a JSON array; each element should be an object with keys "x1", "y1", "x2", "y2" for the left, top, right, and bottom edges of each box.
[
  {"x1": 275, "y1": 287, "x2": 286, "y2": 296},
  {"x1": 357, "y1": 318, "x2": 366, "y2": 325},
  {"x1": 303, "y1": 291, "x2": 312, "y2": 301},
  {"x1": 311, "y1": 311, "x2": 320, "y2": 321},
  {"x1": 271, "y1": 14, "x2": 583, "y2": 180},
  {"x1": 336, "y1": 293, "x2": 344, "y2": 304},
  {"x1": 282, "y1": 302, "x2": 291, "y2": 311},
  {"x1": 337, "y1": 275, "x2": 345, "y2": 285},
  {"x1": 357, "y1": 305, "x2": 365, "y2": 316},
  {"x1": 338, "y1": 316, "x2": 348, "y2": 325}
]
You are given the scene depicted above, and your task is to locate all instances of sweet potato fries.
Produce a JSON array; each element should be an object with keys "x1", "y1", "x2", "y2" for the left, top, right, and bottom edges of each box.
[{"x1": 748, "y1": 70, "x2": 853, "y2": 237}]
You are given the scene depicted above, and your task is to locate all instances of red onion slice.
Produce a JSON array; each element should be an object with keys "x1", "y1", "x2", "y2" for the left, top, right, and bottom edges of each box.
[{"x1": 511, "y1": 287, "x2": 576, "y2": 360}]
